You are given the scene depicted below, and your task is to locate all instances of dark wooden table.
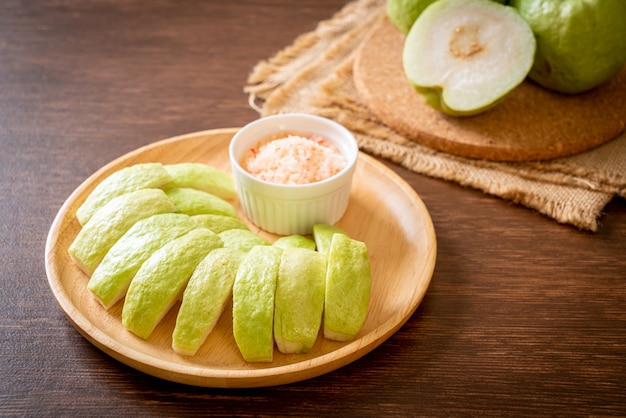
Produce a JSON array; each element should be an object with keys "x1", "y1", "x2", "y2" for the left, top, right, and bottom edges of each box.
[{"x1": 2, "y1": 1, "x2": 625, "y2": 416}]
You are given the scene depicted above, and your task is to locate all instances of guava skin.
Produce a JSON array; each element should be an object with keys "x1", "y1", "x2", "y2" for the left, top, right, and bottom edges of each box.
[
  {"x1": 511, "y1": 0, "x2": 626, "y2": 94},
  {"x1": 412, "y1": 83, "x2": 506, "y2": 117}
]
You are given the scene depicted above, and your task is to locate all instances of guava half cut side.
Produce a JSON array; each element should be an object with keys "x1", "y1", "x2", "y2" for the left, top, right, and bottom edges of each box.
[{"x1": 402, "y1": 0, "x2": 536, "y2": 116}]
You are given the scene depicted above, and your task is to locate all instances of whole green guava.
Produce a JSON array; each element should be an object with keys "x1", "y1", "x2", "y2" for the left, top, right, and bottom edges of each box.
[
  {"x1": 511, "y1": 0, "x2": 626, "y2": 94},
  {"x1": 387, "y1": 0, "x2": 507, "y2": 34},
  {"x1": 387, "y1": 0, "x2": 438, "y2": 34}
]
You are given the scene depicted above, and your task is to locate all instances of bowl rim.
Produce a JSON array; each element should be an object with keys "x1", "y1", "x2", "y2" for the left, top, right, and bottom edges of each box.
[{"x1": 228, "y1": 113, "x2": 359, "y2": 190}]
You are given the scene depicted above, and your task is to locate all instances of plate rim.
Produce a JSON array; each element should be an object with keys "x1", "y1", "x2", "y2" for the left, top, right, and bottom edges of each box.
[{"x1": 45, "y1": 127, "x2": 437, "y2": 388}]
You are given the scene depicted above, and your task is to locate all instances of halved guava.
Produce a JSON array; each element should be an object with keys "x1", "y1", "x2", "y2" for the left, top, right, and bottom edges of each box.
[{"x1": 402, "y1": 0, "x2": 536, "y2": 116}]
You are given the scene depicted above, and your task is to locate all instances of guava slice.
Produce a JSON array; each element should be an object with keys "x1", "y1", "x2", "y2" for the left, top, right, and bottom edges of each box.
[
  {"x1": 324, "y1": 233, "x2": 371, "y2": 341},
  {"x1": 312, "y1": 223, "x2": 348, "y2": 255},
  {"x1": 232, "y1": 245, "x2": 282, "y2": 362},
  {"x1": 511, "y1": 0, "x2": 626, "y2": 94},
  {"x1": 403, "y1": 0, "x2": 536, "y2": 116},
  {"x1": 121, "y1": 228, "x2": 223, "y2": 340},
  {"x1": 274, "y1": 247, "x2": 326, "y2": 354},
  {"x1": 172, "y1": 247, "x2": 243, "y2": 356},
  {"x1": 88, "y1": 213, "x2": 196, "y2": 309},
  {"x1": 164, "y1": 187, "x2": 236, "y2": 218},
  {"x1": 68, "y1": 188, "x2": 176, "y2": 275},
  {"x1": 191, "y1": 214, "x2": 249, "y2": 233},
  {"x1": 218, "y1": 229, "x2": 270, "y2": 253},
  {"x1": 163, "y1": 163, "x2": 237, "y2": 200},
  {"x1": 76, "y1": 163, "x2": 172, "y2": 226},
  {"x1": 273, "y1": 235, "x2": 316, "y2": 251}
]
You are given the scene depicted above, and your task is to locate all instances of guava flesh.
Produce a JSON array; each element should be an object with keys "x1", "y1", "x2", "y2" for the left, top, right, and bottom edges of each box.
[{"x1": 76, "y1": 163, "x2": 172, "y2": 226}]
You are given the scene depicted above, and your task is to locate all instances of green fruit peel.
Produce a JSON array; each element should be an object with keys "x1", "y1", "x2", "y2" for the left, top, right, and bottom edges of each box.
[
  {"x1": 324, "y1": 233, "x2": 372, "y2": 341},
  {"x1": 121, "y1": 228, "x2": 223, "y2": 340},
  {"x1": 172, "y1": 248, "x2": 244, "y2": 356},
  {"x1": 88, "y1": 213, "x2": 197, "y2": 309},
  {"x1": 165, "y1": 187, "x2": 236, "y2": 217},
  {"x1": 511, "y1": 0, "x2": 626, "y2": 93},
  {"x1": 191, "y1": 213, "x2": 249, "y2": 233},
  {"x1": 274, "y1": 247, "x2": 327, "y2": 354},
  {"x1": 69, "y1": 188, "x2": 176, "y2": 275},
  {"x1": 76, "y1": 163, "x2": 172, "y2": 226},
  {"x1": 219, "y1": 229, "x2": 271, "y2": 253},
  {"x1": 163, "y1": 162, "x2": 237, "y2": 200},
  {"x1": 232, "y1": 245, "x2": 282, "y2": 362},
  {"x1": 312, "y1": 223, "x2": 348, "y2": 255},
  {"x1": 273, "y1": 235, "x2": 317, "y2": 251}
]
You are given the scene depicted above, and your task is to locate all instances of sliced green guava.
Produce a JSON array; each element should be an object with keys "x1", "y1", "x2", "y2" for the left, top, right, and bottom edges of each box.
[
  {"x1": 172, "y1": 248, "x2": 243, "y2": 356},
  {"x1": 87, "y1": 213, "x2": 196, "y2": 309},
  {"x1": 232, "y1": 245, "x2": 282, "y2": 362},
  {"x1": 68, "y1": 188, "x2": 176, "y2": 275},
  {"x1": 274, "y1": 247, "x2": 326, "y2": 354},
  {"x1": 511, "y1": 0, "x2": 626, "y2": 93},
  {"x1": 312, "y1": 223, "x2": 348, "y2": 255},
  {"x1": 403, "y1": 0, "x2": 536, "y2": 116},
  {"x1": 121, "y1": 228, "x2": 223, "y2": 340},
  {"x1": 324, "y1": 233, "x2": 372, "y2": 341},
  {"x1": 164, "y1": 187, "x2": 236, "y2": 217},
  {"x1": 76, "y1": 163, "x2": 172, "y2": 226},
  {"x1": 273, "y1": 235, "x2": 316, "y2": 251},
  {"x1": 219, "y1": 229, "x2": 270, "y2": 253},
  {"x1": 191, "y1": 214, "x2": 249, "y2": 234},
  {"x1": 163, "y1": 163, "x2": 237, "y2": 200}
]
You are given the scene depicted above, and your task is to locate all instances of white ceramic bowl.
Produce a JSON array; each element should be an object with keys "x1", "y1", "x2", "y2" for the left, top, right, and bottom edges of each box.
[{"x1": 229, "y1": 113, "x2": 359, "y2": 235}]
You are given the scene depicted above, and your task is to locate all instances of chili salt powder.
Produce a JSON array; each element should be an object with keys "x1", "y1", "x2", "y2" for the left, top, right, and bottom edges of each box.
[{"x1": 243, "y1": 134, "x2": 347, "y2": 185}]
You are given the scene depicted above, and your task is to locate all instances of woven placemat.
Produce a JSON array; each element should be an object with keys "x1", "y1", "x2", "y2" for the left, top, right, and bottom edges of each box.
[{"x1": 244, "y1": 0, "x2": 626, "y2": 232}]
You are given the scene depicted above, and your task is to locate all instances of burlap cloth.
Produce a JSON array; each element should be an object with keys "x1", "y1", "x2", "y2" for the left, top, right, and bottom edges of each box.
[{"x1": 244, "y1": 0, "x2": 626, "y2": 232}]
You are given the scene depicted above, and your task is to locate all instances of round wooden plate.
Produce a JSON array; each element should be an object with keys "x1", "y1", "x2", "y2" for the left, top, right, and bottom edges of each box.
[
  {"x1": 353, "y1": 17, "x2": 626, "y2": 162},
  {"x1": 45, "y1": 128, "x2": 437, "y2": 388}
]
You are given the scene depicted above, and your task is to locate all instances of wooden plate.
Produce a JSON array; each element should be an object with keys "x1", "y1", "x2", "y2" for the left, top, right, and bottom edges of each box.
[
  {"x1": 45, "y1": 128, "x2": 437, "y2": 388},
  {"x1": 353, "y1": 17, "x2": 626, "y2": 162}
]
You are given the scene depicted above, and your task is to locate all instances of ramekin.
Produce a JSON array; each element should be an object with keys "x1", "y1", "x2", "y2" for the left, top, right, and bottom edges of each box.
[{"x1": 229, "y1": 113, "x2": 359, "y2": 235}]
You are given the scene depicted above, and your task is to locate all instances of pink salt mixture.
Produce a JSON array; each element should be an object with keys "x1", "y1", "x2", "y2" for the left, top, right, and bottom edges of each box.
[{"x1": 243, "y1": 134, "x2": 347, "y2": 185}]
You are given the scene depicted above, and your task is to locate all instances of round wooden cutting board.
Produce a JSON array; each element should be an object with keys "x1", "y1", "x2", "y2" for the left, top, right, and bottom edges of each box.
[{"x1": 353, "y1": 17, "x2": 626, "y2": 162}]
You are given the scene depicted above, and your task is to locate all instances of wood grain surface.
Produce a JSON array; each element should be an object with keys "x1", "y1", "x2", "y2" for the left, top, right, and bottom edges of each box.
[{"x1": 2, "y1": 0, "x2": 626, "y2": 416}]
